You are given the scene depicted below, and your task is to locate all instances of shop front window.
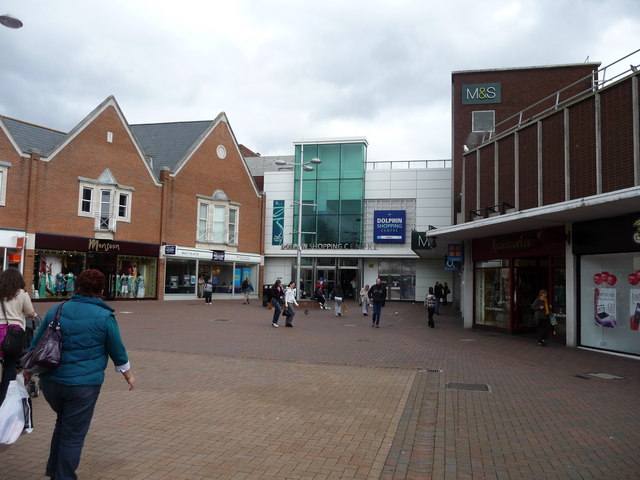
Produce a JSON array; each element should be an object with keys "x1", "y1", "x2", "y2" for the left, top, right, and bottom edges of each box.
[
  {"x1": 475, "y1": 260, "x2": 510, "y2": 328},
  {"x1": 165, "y1": 259, "x2": 197, "y2": 295},
  {"x1": 580, "y1": 252, "x2": 640, "y2": 356},
  {"x1": 33, "y1": 250, "x2": 86, "y2": 300},
  {"x1": 116, "y1": 256, "x2": 157, "y2": 299}
]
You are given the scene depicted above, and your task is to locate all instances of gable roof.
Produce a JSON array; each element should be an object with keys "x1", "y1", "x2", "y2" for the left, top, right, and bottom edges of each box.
[
  {"x1": 131, "y1": 120, "x2": 213, "y2": 177},
  {"x1": 0, "y1": 116, "x2": 67, "y2": 156}
]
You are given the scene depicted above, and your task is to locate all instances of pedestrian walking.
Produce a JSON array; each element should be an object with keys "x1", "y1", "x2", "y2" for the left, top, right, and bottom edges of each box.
[
  {"x1": 368, "y1": 278, "x2": 387, "y2": 328},
  {"x1": 314, "y1": 282, "x2": 329, "y2": 309},
  {"x1": 203, "y1": 279, "x2": 213, "y2": 305},
  {"x1": 270, "y1": 280, "x2": 284, "y2": 327},
  {"x1": 242, "y1": 277, "x2": 254, "y2": 304},
  {"x1": 424, "y1": 287, "x2": 437, "y2": 328},
  {"x1": 24, "y1": 269, "x2": 135, "y2": 480},
  {"x1": 434, "y1": 282, "x2": 444, "y2": 314},
  {"x1": 532, "y1": 289, "x2": 552, "y2": 346},
  {"x1": 283, "y1": 281, "x2": 299, "y2": 327},
  {"x1": 0, "y1": 267, "x2": 38, "y2": 405},
  {"x1": 331, "y1": 283, "x2": 344, "y2": 317},
  {"x1": 443, "y1": 282, "x2": 451, "y2": 305},
  {"x1": 360, "y1": 284, "x2": 370, "y2": 316}
]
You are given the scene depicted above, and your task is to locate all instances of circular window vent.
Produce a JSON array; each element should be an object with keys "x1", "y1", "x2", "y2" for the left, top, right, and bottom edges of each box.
[{"x1": 216, "y1": 145, "x2": 227, "y2": 159}]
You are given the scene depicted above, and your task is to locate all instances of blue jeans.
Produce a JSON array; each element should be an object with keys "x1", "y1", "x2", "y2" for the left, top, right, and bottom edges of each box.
[
  {"x1": 271, "y1": 298, "x2": 282, "y2": 324},
  {"x1": 372, "y1": 303, "x2": 383, "y2": 326},
  {"x1": 435, "y1": 297, "x2": 441, "y2": 314},
  {"x1": 41, "y1": 379, "x2": 102, "y2": 480}
]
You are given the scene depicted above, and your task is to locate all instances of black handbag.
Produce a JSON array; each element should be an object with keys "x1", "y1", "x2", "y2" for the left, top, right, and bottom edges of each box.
[
  {"x1": 1, "y1": 300, "x2": 28, "y2": 357},
  {"x1": 21, "y1": 302, "x2": 65, "y2": 373}
]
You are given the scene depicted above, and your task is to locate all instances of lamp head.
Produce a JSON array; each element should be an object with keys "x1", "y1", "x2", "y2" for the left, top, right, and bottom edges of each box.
[
  {"x1": 274, "y1": 160, "x2": 287, "y2": 166},
  {"x1": 0, "y1": 14, "x2": 23, "y2": 29},
  {"x1": 310, "y1": 157, "x2": 321, "y2": 164},
  {"x1": 303, "y1": 165, "x2": 314, "y2": 171}
]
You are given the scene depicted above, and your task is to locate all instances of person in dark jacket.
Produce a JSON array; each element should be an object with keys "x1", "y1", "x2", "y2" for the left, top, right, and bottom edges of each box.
[
  {"x1": 531, "y1": 289, "x2": 552, "y2": 346},
  {"x1": 367, "y1": 278, "x2": 387, "y2": 328},
  {"x1": 434, "y1": 282, "x2": 444, "y2": 314},
  {"x1": 330, "y1": 283, "x2": 344, "y2": 317},
  {"x1": 24, "y1": 269, "x2": 135, "y2": 480},
  {"x1": 270, "y1": 280, "x2": 284, "y2": 327}
]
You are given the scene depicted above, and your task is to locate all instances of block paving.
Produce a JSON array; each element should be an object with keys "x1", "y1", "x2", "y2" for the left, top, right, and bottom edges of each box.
[{"x1": 2, "y1": 298, "x2": 639, "y2": 479}]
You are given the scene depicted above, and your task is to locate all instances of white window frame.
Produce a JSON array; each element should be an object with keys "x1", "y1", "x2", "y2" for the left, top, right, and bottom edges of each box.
[
  {"x1": 0, "y1": 164, "x2": 8, "y2": 206},
  {"x1": 228, "y1": 208, "x2": 238, "y2": 245},
  {"x1": 80, "y1": 186, "x2": 93, "y2": 214},
  {"x1": 196, "y1": 199, "x2": 240, "y2": 246},
  {"x1": 472, "y1": 110, "x2": 495, "y2": 133},
  {"x1": 78, "y1": 179, "x2": 133, "y2": 231}
]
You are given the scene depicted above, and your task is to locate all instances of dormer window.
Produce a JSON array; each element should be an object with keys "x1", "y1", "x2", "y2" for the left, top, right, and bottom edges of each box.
[
  {"x1": 196, "y1": 190, "x2": 239, "y2": 246},
  {"x1": 78, "y1": 169, "x2": 134, "y2": 232}
]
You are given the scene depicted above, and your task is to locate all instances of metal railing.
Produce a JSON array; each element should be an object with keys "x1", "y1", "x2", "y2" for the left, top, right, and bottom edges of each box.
[
  {"x1": 474, "y1": 48, "x2": 640, "y2": 148},
  {"x1": 366, "y1": 159, "x2": 451, "y2": 170}
]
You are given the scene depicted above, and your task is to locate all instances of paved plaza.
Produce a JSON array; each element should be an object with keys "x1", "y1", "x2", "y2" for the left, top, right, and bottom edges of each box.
[{"x1": 2, "y1": 298, "x2": 639, "y2": 479}]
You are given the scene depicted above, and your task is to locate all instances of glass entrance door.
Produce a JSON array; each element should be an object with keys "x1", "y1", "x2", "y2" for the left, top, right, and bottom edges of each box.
[{"x1": 513, "y1": 258, "x2": 550, "y2": 332}]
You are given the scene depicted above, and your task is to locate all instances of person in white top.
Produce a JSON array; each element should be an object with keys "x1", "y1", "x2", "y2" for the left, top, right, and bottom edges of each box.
[
  {"x1": 283, "y1": 281, "x2": 299, "y2": 327},
  {"x1": 0, "y1": 268, "x2": 37, "y2": 404}
]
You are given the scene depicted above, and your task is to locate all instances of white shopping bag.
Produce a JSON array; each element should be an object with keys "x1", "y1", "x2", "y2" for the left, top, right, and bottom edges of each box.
[{"x1": 0, "y1": 374, "x2": 33, "y2": 447}]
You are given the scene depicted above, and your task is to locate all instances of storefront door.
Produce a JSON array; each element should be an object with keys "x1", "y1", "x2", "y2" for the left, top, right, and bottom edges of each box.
[
  {"x1": 513, "y1": 262, "x2": 547, "y2": 331},
  {"x1": 87, "y1": 252, "x2": 117, "y2": 300}
]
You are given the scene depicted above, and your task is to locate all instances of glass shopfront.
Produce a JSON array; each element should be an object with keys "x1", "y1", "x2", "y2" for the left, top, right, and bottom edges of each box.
[
  {"x1": 574, "y1": 213, "x2": 640, "y2": 356},
  {"x1": 163, "y1": 245, "x2": 260, "y2": 299},
  {"x1": 473, "y1": 227, "x2": 566, "y2": 333},
  {"x1": 34, "y1": 233, "x2": 159, "y2": 300}
]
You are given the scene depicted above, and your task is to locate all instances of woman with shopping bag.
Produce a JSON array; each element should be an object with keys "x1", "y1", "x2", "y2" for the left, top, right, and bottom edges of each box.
[
  {"x1": 24, "y1": 269, "x2": 135, "y2": 480},
  {"x1": 0, "y1": 268, "x2": 38, "y2": 406}
]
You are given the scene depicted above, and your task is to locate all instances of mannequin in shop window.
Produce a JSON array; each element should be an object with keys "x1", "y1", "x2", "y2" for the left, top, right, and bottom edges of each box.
[
  {"x1": 65, "y1": 272, "x2": 75, "y2": 294},
  {"x1": 136, "y1": 275, "x2": 145, "y2": 298},
  {"x1": 38, "y1": 258, "x2": 48, "y2": 299},
  {"x1": 55, "y1": 272, "x2": 66, "y2": 296},
  {"x1": 120, "y1": 272, "x2": 130, "y2": 297}
]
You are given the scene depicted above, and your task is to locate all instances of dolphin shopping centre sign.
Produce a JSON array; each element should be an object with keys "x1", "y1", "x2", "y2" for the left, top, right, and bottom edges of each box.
[{"x1": 374, "y1": 210, "x2": 405, "y2": 243}]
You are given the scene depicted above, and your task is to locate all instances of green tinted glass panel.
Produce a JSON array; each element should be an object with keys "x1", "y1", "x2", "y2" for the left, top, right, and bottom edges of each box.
[
  {"x1": 317, "y1": 214, "x2": 339, "y2": 243},
  {"x1": 317, "y1": 144, "x2": 340, "y2": 179},
  {"x1": 340, "y1": 215, "x2": 362, "y2": 243},
  {"x1": 341, "y1": 179, "x2": 363, "y2": 199},
  {"x1": 317, "y1": 180, "x2": 339, "y2": 213},
  {"x1": 341, "y1": 143, "x2": 365, "y2": 179}
]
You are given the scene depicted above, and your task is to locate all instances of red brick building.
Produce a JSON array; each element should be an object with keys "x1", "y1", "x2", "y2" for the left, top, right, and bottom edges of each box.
[
  {"x1": 0, "y1": 96, "x2": 264, "y2": 300},
  {"x1": 418, "y1": 53, "x2": 640, "y2": 357}
]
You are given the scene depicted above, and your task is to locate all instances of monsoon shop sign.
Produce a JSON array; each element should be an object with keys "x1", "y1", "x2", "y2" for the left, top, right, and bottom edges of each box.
[{"x1": 374, "y1": 210, "x2": 405, "y2": 243}]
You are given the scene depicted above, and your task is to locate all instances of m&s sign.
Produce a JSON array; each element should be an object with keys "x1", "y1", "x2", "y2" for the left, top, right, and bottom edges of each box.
[{"x1": 462, "y1": 83, "x2": 501, "y2": 105}]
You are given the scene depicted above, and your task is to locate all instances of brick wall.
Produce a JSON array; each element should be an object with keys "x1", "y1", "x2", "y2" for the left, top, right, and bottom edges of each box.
[
  {"x1": 0, "y1": 129, "x2": 29, "y2": 230},
  {"x1": 478, "y1": 143, "x2": 495, "y2": 213},
  {"x1": 162, "y1": 120, "x2": 263, "y2": 252},
  {"x1": 460, "y1": 73, "x2": 639, "y2": 223},
  {"x1": 600, "y1": 80, "x2": 635, "y2": 192},
  {"x1": 541, "y1": 113, "x2": 565, "y2": 205},
  {"x1": 31, "y1": 106, "x2": 163, "y2": 242}
]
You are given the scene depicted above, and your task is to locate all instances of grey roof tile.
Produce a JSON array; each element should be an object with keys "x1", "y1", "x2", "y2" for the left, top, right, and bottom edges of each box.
[
  {"x1": 1, "y1": 116, "x2": 67, "y2": 155},
  {"x1": 131, "y1": 121, "x2": 213, "y2": 177}
]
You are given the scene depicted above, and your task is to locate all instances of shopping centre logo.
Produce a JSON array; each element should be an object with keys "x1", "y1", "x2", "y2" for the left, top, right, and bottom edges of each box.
[{"x1": 633, "y1": 218, "x2": 640, "y2": 245}]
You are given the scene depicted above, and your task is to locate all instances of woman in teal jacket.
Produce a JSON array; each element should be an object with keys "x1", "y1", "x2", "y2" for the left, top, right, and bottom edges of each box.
[{"x1": 25, "y1": 269, "x2": 135, "y2": 480}]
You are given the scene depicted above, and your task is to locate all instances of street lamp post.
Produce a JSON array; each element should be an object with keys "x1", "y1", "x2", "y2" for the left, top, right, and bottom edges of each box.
[{"x1": 275, "y1": 147, "x2": 321, "y2": 301}]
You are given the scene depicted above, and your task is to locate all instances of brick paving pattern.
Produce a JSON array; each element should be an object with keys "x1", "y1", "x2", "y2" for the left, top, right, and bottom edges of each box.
[{"x1": 2, "y1": 299, "x2": 639, "y2": 479}]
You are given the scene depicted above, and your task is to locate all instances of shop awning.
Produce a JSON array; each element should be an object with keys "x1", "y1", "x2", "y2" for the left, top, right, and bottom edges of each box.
[{"x1": 415, "y1": 186, "x2": 640, "y2": 249}]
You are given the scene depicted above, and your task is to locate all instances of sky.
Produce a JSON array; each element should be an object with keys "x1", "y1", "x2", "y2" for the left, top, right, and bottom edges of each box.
[{"x1": 1, "y1": 0, "x2": 639, "y2": 161}]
